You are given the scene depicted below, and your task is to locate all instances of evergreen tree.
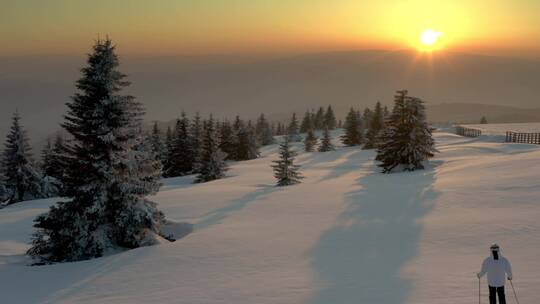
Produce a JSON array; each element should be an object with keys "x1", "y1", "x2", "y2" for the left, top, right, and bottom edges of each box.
[
  {"x1": 383, "y1": 105, "x2": 390, "y2": 118},
  {"x1": 255, "y1": 113, "x2": 274, "y2": 146},
  {"x1": 166, "y1": 113, "x2": 195, "y2": 176},
  {"x1": 364, "y1": 101, "x2": 385, "y2": 149},
  {"x1": 480, "y1": 116, "x2": 488, "y2": 124},
  {"x1": 271, "y1": 122, "x2": 277, "y2": 136},
  {"x1": 234, "y1": 120, "x2": 260, "y2": 161},
  {"x1": 218, "y1": 120, "x2": 236, "y2": 160},
  {"x1": 278, "y1": 122, "x2": 285, "y2": 136},
  {"x1": 195, "y1": 115, "x2": 228, "y2": 183},
  {"x1": 324, "y1": 105, "x2": 337, "y2": 130},
  {"x1": 149, "y1": 121, "x2": 166, "y2": 165},
  {"x1": 337, "y1": 119, "x2": 343, "y2": 129},
  {"x1": 190, "y1": 112, "x2": 203, "y2": 170},
  {"x1": 341, "y1": 107, "x2": 363, "y2": 146},
  {"x1": 40, "y1": 137, "x2": 62, "y2": 197},
  {"x1": 314, "y1": 106, "x2": 325, "y2": 129},
  {"x1": 44, "y1": 134, "x2": 70, "y2": 196},
  {"x1": 300, "y1": 110, "x2": 314, "y2": 133},
  {"x1": 362, "y1": 108, "x2": 373, "y2": 129},
  {"x1": 0, "y1": 173, "x2": 7, "y2": 204},
  {"x1": 376, "y1": 90, "x2": 438, "y2": 173},
  {"x1": 304, "y1": 129, "x2": 318, "y2": 152},
  {"x1": 162, "y1": 125, "x2": 174, "y2": 175},
  {"x1": 28, "y1": 39, "x2": 165, "y2": 263},
  {"x1": 287, "y1": 113, "x2": 301, "y2": 142},
  {"x1": 275, "y1": 123, "x2": 282, "y2": 136},
  {"x1": 41, "y1": 138, "x2": 54, "y2": 173},
  {"x1": 271, "y1": 137, "x2": 303, "y2": 186},
  {"x1": 318, "y1": 127, "x2": 335, "y2": 152},
  {"x1": 0, "y1": 111, "x2": 43, "y2": 205}
]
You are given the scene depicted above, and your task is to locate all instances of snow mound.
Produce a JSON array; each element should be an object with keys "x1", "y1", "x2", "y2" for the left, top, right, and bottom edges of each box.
[{"x1": 160, "y1": 220, "x2": 194, "y2": 242}]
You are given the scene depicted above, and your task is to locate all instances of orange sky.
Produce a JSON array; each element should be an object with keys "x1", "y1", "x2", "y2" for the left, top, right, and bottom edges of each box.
[{"x1": 1, "y1": 0, "x2": 539, "y2": 57}]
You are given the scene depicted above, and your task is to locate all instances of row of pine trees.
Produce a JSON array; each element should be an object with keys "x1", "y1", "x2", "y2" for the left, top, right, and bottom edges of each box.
[
  {"x1": 0, "y1": 100, "x2": 342, "y2": 206},
  {"x1": 272, "y1": 92, "x2": 436, "y2": 185}
]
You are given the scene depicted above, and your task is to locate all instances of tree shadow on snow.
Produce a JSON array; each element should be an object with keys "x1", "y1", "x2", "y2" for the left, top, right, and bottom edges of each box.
[
  {"x1": 194, "y1": 184, "x2": 281, "y2": 230},
  {"x1": 309, "y1": 161, "x2": 441, "y2": 304},
  {"x1": 319, "y1": 149, "x2": 374, "y2": 182}
]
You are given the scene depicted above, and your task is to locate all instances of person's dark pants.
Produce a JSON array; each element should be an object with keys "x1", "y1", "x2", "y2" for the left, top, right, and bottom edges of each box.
[{"x1": 489, "y1": 286, "x2": 506, "y2": 304}]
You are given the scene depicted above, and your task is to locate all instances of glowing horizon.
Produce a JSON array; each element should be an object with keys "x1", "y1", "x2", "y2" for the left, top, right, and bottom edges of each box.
[{"x1": 1, "y1": 0, "x2": 539, "y2": 57}]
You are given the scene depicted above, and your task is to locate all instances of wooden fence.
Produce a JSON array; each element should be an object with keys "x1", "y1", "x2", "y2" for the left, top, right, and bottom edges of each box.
[
  {"x1": 455, "y1": 126, "x2": 482, "y2": 138},
  {"x1": 505, "y1": 131, "x2": 540, "y2": 145}
]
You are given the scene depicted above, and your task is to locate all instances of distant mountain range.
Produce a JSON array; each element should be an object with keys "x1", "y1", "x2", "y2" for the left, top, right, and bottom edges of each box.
[{"x1": 1, "y1": 50, "x2": 539, "y2": 144}]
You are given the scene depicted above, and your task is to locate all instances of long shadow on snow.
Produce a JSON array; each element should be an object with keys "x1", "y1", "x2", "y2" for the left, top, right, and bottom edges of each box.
[
  {"x1": 309, "y1": 161, "x2": 440, "y2": 304},
  {"x1": 194, "y1": 184, "x2": 281, "y2": 230},
  {"x1": 319, "y1": 149, "x2": 374, "y2": 182}
]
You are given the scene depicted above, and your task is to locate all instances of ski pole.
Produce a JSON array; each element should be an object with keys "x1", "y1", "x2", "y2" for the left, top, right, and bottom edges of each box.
[
  {"x1": 509, "y1": 280, "x2": 520, "y2": 304},
  {"x1": 478, "y1": 277, "x2": 481, "y2": 304}
]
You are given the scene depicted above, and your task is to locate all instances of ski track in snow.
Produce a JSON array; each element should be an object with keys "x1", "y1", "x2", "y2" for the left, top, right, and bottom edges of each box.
[{"x1": 1, "y1": 130, "x2": 539, "y2": 304}]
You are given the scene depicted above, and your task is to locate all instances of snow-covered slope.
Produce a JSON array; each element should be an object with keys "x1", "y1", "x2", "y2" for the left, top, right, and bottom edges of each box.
[{"x1": 1, "y1": 131, "x2": 539, "y2": 304}]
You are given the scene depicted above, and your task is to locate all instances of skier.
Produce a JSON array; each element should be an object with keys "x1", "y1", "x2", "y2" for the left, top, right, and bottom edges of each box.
[{"x1": 477, "y1": 244, "x2": 513, "y2": 304}]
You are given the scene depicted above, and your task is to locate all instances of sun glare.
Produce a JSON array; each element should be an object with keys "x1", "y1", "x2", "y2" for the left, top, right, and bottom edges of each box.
[{"x1": 419, "y1": 29, "x2": 443, "y2": 50}]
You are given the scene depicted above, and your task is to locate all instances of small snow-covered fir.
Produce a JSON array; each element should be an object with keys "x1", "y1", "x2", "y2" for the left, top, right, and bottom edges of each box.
[
  {"x1": 272, "y1": 136, "x2": 303, "y2": 186},
  {"x1": 0, "y1": 111, "x2": 44, "y2": 205},
  {"x1": 304, "y1": 129, "x2": 318, "y2": 152},
  {"x1": 195, "y1": 115, "x2": 228, "y2": 183},
  {"x1": 341, "y1": 107, "x2": 363, "y2": 146},
  {"x1": 318, "y1": 127, "x2": 335, "y2": 152}
]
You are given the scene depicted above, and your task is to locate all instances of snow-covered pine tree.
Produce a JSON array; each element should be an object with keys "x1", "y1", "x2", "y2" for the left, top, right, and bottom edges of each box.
[
  {"x1": 304, "y1": 129, "x2": 318, "y2": 152},
  {"x1": 234, "y1": 120, "x2": 260, "y2": 160},
  {"x1": 0, "y1": 111, "x2": 44, "y2": 205},
  {"x1": 40, "y1": 137, "x2": 61, "y2": 197},
  {"x1": 362, "y1": 108, "x2": 373, "y2": 129},
  {"x1": 364, "y1": 101, "x2": 385, "y2": 149},
  {"x1": 272, "y1": 137, "x2": 303, "y2": 186},
  {"x1": 376, "y1": 90, "x2": 438, "y2": 173},
  {"x1": 229, "y1": 115, "x2": 245, "y2": 160},
  {"x1": 287, "y1": 113, "x2": 301, "y2": 142},
  {"x1": 341, "y1": 107, "x2": 363, "y2": 146},
  {"x1": 300, "y1": 110, "x2": 314, "y2": 133},
  {"x1": 277, "y1": 122, "x2": 285, "y2": 136},
  {"x1": 383, "y1": 105, "x2": 390, "y2": 118},
  {"x1": 41, "y1": 138, "x2": 53, "y2": 172},
  {"x1": 166, "y1": 113, "x2": 195, "y2": 176},
  {"x1": 42, "y1": 134, "x2": 70, "y2": 196},
  {"x1": 218, "y1": 120, "x2": 235, "y2": 160},
  {"x1": 195, "y1": 115, "x2": 228, "y2": 183},
  {"x1": 319, "y1": 127, "x2": 335, "y2": 152},
  {"x1": 149, "y1": 121, "x2": 166, "y2": 166},
  {"x1": 255, "y1": 113, "x2": 274, "y2": 146},
  {"x1": 0, "y1": 173, "x2": 7, "y2": 204},
  {"x1": 27, "y1": 39, "x2": 165, "y2": 264},
  {"x1": 314, "y1": 106, "x2": 325, "y2": 130},
  {"x1": 190, "y1": 112, "x2": 203, "y2": 170},
  {"x1": 162, "y1": 125, "x2": 174, "y2": 176},
  {"x1": 324, "y1": 105, "x2": 337, "y2": 130}
]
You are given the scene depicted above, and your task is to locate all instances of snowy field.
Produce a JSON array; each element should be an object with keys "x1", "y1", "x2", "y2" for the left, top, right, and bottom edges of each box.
[
  {"x1": 1, "y1": 130, "x2": 540, "y2": 304},
  {"x1": 464, "y1": 122, "x2": 540, "y2": 136}
]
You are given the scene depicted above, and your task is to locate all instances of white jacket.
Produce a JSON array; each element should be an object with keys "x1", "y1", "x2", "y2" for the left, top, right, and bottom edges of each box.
[{"x1": 478, "y1": 253, "x2": 512, "y2": 287}]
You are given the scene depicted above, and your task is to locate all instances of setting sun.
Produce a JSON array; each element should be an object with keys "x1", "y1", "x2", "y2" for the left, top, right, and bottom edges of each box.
[{"x1": 420, "y1": 29, "x2": 443, "y2": 46}]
